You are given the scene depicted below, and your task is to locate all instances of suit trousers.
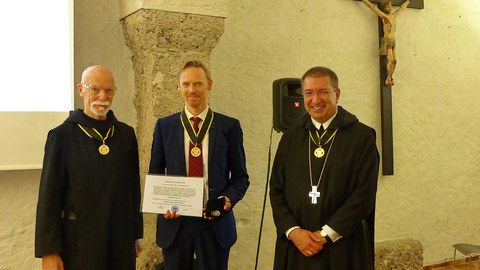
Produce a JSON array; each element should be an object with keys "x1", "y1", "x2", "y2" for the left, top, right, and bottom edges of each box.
[{"x1": 162, "y1": 216, "x2": 230, "y2": 270}]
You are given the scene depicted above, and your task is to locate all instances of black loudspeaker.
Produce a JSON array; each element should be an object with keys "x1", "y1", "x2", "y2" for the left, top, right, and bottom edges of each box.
[{"x1": 272, "y1": 78, "x2": 306, "y2": 133}]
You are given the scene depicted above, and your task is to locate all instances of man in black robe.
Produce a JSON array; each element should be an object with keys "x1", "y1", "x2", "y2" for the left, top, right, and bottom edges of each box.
[
  {"x1": 270, "y1": 66, "x2": 379, "y2": 270},
  {"x1": 35, "y1": 65, "x2": 143, "y2": 270}
]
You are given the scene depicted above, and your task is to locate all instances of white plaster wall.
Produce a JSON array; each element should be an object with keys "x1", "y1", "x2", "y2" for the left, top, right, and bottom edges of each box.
[
  {"x1": 210, "y1": 0, "x2": 480, "y2": 267},
  {"x1": 0, "y1": 170, "x2": 41, "y2": 270}
]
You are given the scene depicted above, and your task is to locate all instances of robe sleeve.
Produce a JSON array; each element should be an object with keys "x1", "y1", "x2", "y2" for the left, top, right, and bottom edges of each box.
[
  {"x1": 35, "y1": 130, "x2": 66, "y2": 257},
  {"x1": 269, "y1": 134, "x2": 299, "y2": 237},
  {"x1": 130, "y1": 131, "x2": 144, "y2": 239},
  {"x1": 326, "y1": 128, "x2": 379, "y2": 237}
]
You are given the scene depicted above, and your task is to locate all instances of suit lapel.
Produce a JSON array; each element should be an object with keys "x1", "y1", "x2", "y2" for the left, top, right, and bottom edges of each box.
[
  {"x1": 176, "y1": 113, "x2": 187, "y2": 175},
  {"x1": 208, "y1": 116, "x2": 217, "y2": 171}
]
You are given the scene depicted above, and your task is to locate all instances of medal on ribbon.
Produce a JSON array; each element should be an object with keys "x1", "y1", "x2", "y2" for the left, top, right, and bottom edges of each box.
[
  {"x1": 77, "y1": 124, "x2": 114, "y2": 156},
  {"x1": 180, "y1": 108, "x2": 214, "y2": 158}
]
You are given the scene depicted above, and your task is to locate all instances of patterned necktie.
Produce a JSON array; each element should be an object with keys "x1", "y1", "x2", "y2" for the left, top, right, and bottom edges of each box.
[{"x1": 189, "y1": 117, "x2": 203, "y2": 176}]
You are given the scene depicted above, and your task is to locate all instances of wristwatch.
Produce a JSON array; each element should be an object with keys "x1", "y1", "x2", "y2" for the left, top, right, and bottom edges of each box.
[{"x1": 320, "y1": 230, "x2": 332, "y2": 243}]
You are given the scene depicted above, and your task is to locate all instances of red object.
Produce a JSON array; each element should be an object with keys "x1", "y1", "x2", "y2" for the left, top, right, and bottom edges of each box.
[{"x1": 189, "y1": 117, "x2": 203, "y2": 176}]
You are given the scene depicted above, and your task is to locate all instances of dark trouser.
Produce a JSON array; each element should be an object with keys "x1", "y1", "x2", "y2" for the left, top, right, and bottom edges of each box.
[{"x1": 163, "y1": 217, "x2": 230, "y2": 270}]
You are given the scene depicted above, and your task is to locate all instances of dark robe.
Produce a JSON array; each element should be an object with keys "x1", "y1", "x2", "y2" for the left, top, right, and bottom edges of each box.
[
  {"x1": 270, "y1": 106, "x2": 379, "y2": 270},
  {"x1": 35, "y1": 109, "x2": 143, "y2": 270}
]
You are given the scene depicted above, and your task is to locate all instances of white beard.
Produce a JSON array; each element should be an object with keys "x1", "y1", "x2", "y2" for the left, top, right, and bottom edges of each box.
[{"x1": 90, "y1": 101, "x2": 111, "y2": 117}]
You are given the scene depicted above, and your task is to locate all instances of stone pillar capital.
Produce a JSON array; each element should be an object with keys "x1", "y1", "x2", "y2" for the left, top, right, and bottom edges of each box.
[{"x1": 120, "y1": 0, "x2": 228, "y2": 19}]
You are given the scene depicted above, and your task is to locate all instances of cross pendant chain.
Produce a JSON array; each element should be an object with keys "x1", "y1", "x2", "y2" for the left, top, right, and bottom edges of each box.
[{"x1": 309, "y1": 186, "x2": 320, "y2": 204}]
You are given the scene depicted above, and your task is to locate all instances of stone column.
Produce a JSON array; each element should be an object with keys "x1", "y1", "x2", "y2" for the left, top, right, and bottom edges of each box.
[
  {"x1": 375, "y1": 238, "x2": 424, "y2": 270},
  {"x1": 121, "y1": 9, "x2": 224, "y2": 269}
]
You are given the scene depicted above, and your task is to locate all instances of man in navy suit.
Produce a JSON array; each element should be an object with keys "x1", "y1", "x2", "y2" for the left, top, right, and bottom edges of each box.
[{"x1": 149, "y1": 60, "x2": 249, "y2": 270}]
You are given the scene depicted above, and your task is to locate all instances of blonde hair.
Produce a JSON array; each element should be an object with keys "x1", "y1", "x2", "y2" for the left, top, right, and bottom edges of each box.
[{"x1": 178, "y1": 60, "x2": 211, "y2": 81}]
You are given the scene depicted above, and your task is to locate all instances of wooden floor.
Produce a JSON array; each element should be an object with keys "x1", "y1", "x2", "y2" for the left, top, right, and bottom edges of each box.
[
  {"x1": 424, "y1": 260, "x2": 479, "y2": 270},
  {"x1": 430, "y1": 265, "x2": 479, "y2": 270},
  {"x1": 433, "y1": 266, "x2": 478, "y2": 270}
]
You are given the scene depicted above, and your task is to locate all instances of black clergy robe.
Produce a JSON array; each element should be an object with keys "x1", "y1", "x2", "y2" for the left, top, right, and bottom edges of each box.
[
  {"x1": 270, "y1": 106, "x2": 379, "y2": 270},
  {"x1": 35, "y1": 109, "x2": 143, "y2": 270}
]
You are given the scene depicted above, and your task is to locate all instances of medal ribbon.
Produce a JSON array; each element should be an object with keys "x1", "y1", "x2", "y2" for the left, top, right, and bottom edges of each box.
[
  {"x1": 180, "y1": 108, "x2": 214, "y2": 147},
  {"x1": 309, "y1": 129, "x2": 338, "y2": 148},
  {"x1": 77, "y1": 124, "x2": 114, "y2": 145}
]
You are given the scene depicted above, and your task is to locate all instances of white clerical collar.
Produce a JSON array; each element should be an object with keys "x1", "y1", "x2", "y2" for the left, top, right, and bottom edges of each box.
[
  {"x1": 185, "y1": 106, "x2": 209, "y2": 121},
  {"x1": 311, "y1": 112, "x2": 337, "y2": 130}
]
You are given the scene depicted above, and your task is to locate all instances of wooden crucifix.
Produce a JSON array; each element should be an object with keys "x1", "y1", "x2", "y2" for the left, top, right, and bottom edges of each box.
[{"x1": 357, "y1": 0, "x2": 423, "y2": 175}]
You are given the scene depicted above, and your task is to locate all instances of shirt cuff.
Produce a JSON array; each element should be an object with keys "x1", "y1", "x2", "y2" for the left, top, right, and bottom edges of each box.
[
  {"x1": 286, "y1": 226, "x2": 300, "y2": 239},
  {"x1": 218, "y1": 196, "x2": 231, "y2": 202},
  {"x1": 322, "y1": 225, "x2": 342, "y2": 243}
]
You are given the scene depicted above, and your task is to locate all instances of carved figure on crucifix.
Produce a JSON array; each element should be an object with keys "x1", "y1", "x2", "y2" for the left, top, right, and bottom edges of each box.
[{"x1": 362, "y1": 0, "x2": 411, "y2": 85}]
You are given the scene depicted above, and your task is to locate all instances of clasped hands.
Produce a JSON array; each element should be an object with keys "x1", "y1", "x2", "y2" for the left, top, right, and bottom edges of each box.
[
  {"x1": 163, "y1": 198, "x2": 232, "y2": 220},
  {"x1": 289, "y1": 228, "x2": 328, "y2": 257}
]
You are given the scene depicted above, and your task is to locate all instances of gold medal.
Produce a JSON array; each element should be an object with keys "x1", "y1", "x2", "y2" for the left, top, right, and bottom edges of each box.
[
  {"x1": 191, "y1": 146, "x2": 201, "y2": 157},
  {"x1": 99, "y1": 144, "x2": 110, "y2": 155},
  {"x1": 314, "y1": 147, "x2": 325, "y2": 158}
]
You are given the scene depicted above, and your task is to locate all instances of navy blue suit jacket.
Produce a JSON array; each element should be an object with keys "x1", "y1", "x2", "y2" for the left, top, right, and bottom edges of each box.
[{"x1": 149, "y1": 111, "x2": 249, "y2": 250}]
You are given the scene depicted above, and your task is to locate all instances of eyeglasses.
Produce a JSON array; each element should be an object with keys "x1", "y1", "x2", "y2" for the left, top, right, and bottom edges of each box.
[
  {"x1": 82, "y1": 84, "x2": 116, "y2": 97},
  {"x1": 302, "y1": 88, "x2": 336, "y2": 98}
]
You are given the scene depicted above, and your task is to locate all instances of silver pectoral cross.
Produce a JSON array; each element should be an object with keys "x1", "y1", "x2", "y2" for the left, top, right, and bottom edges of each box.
[{"x1": 309, "y1": 186, "x2": 320, "y2": 204}]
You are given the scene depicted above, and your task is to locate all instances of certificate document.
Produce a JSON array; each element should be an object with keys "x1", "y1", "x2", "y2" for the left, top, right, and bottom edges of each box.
[{"x1": 142, "y1": 174, "x2": 204, "y2": 217}]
